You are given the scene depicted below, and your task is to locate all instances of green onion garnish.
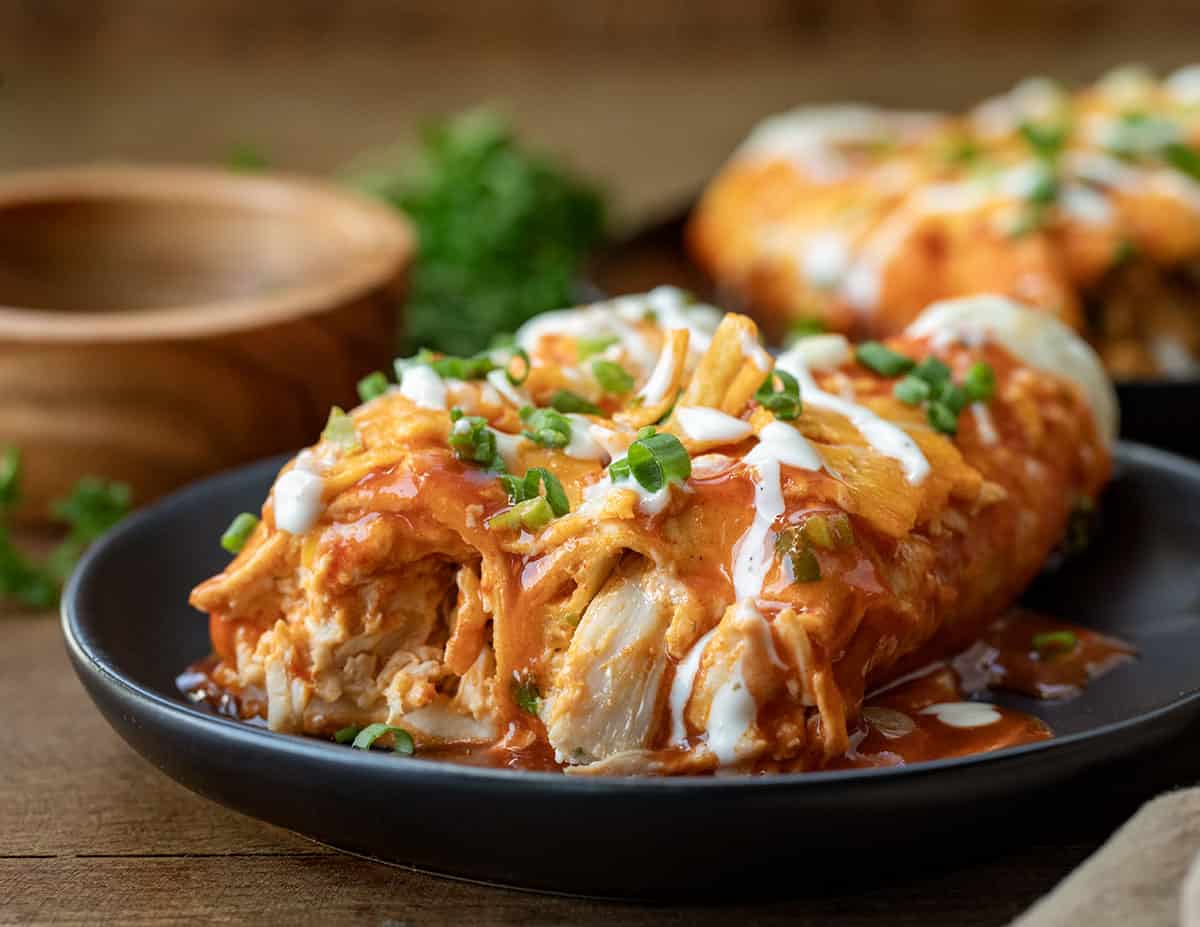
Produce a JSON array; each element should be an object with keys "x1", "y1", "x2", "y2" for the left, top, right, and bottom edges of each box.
[
  {"x1": 894, "y1": 375, "x2": 932, "y2": 406},
  {"x1": 356, "y1": 371, "x2": 390, "y2": 403},
  {"x1": 1025, "y1": 164, "x2": 1059, "y2": 206},
  {"x1": 1112, "y1": 239, "x2": 1138, "y2": 268},
  {"x1": 321, "y1": 407, "x2": 360, "y2": 451},
  {"x1": 800, "y1": 512, "x2": 854, "y2": 551},
  {"x1": 618, "y1": 430, "x2": 692, "y2": 493},
  {"x1": 856, "y1": 342, "x2": 916, "y2": 378},
  {"x1": 420, "y1": 349, "x2": 495, "y2": 381},
  {"x1": 220, "y1": 512, "x2": 259, "y2": 554},
  {"x1": 350, "y1": 723, "x2": 415, "y2": 755},
  {"x1": 576, "y1": 334, "x2": 618, "y2": 360},
  {"x1": 786, "y1": 317, "x2": 826, "y2": 342},
  {"x1": 1163, "y1": 141, "x2": 1200, "y2": 183},
  {"x1": 520, "y1": 407, "x2": 572, "y2": 449},
  {"x1": 754, "y1": 369, "x2": 802, "y2": 421},
  {"x1": 333, "y1": 725, "x2": 361, "y2": 744},
  {"x1": 522, "y1": 467, "x2": 570, "y2": 517},
  {"x1": 934, "y1": 382, "x2": 968, "y2": 415},
  {"x1": 926, "y1": 402, "x2": 959, "y2": 436},
  {"x1": 964, "y1": 361, "x2": 996, "y2": 402},
  {"x1": 505, "y1": 348, "x2": 531, "y2": 386},
  {"x1": 1018, "y1": 122, "x2": 1067, "y2": 162},
  {"x1": 591, "y1": 359, "x2": 634, "y2": 394},
  {"x1": 486, "y1": 496, "x2": 554, "y2": 532},
  {"x1": 608, "y1": 459, "x2": 632, "y2": 482},
  {"x1": 788, "y1": 545, "x2": 822, "y2": 583},
  {"x1": 1032, "y1": 630, "x2": 1078, "y2": 658},
  {"x1": 549, "y1": 390, "x2": 601, "y2": 415},
  {"x1": 449, "y1": 416, "x2": 502, "y2": 469},
  {"x1": 911, "y1": 356, "x2": 951, "y2": 386},
  {"x1": 512, "y1": 676, "x2": 541, "y2": 715}
]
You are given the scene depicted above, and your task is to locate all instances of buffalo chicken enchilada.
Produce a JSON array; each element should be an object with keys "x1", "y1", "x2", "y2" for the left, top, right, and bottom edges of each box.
[
  {"x1": 188, "y1": 287, "x2": 1120, "y2": 775},
  {"x1": 689, "y1": 65, "x2": 1200, "y2": 379}
]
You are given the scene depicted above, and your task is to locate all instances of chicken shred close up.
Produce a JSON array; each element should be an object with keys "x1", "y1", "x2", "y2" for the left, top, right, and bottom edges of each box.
[{"x1": 190, "y1": 286, "x2": 1114, "y2": 775}]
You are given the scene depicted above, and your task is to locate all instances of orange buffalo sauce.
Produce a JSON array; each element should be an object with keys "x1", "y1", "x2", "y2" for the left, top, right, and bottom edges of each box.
[{"x1": 178, "y1": 608, "x2": 1135, "y2": 774}]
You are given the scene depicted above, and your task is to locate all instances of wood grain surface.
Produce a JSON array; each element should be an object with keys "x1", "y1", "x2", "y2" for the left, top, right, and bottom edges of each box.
[{"x1": 2, "y1": 610, "x2": 1199, "y2": 926}]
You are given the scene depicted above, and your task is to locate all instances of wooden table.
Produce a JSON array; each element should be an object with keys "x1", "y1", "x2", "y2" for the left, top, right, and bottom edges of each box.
[{"x1": 3, "y1": 611, "x2": 1198, "y2": 925}]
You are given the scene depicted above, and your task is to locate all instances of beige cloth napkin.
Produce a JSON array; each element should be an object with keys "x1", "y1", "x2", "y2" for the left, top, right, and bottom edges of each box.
[{"x1": 1011, "y1": 789, "x2": 1200, "y2": 927}]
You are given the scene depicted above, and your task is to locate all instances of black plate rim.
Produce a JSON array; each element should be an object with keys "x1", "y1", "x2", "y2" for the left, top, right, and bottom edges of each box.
[{"x1": 62, "y1": 440, "x2": 1200, "y2": 795}]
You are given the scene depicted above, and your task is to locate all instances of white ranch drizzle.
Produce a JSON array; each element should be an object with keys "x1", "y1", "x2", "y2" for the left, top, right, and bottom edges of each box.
[
  {"x1": 705, "y1": 655, "x2": 756, "y2": 765},
  {"x1": 485, "y1": 369, "x2": 529, "y2": 408},
  {"x1": 668, "y1": 627, "x2": 717, "y2": 745},
  {"x1": 399, "y1": 365, "x2": 447, "y2": 410},
  {"x1": 776, "y1": 347, "x2": 931, "y2": 484},
  {"x1": 920, "y1": 702, "x2": 1002, "y2": 729},
  {"x1": 801, "y1": 231, "x2": 852, "y2": 289},
  {"x1": 273, "y1": 460, "x2": 325, "y2": 535},
  {"x1": 732, "y1": 422, "x2": 825, "y2": 600},
  {"x1": 642, "y1": 286, "x2": 721, "y2": 353},
  {"x1": 636, "y1": 339, "x2": 682, "y2": 407},
  {"x1": 781, "y1": 333, "x2": 851, "y2": 371},
  {"x1": 675, "y1": 407, "x2": 753, "y2": 444},
  {"x1": 971, "y1": 402, "x2": 999, "y2": 446},
  {"x1": 905, "y1": 295, "x2": 1118, "y2": 445},
  {"x1": 562, "y1": 414, "x2": 612, "y2": 462}
]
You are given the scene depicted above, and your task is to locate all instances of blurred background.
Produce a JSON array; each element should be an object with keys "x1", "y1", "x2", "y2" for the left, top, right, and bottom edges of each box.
[{"x1": 1, "y1": 0, "x2": 1196, "y2": 228}]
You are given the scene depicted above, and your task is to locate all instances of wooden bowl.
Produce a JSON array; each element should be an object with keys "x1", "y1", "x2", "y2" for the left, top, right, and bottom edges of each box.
[{"x1": 0, "y1": 164, "x2": 413, "y2": 522}]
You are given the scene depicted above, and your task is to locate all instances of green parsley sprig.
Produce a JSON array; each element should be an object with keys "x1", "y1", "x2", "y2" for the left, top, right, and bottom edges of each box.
[
  {"x1": 349, "y1": 110, "x2": 606, "y2": 357},
  {"x1": 0, "y1": 448, "x2": 131, "y2": 608}
]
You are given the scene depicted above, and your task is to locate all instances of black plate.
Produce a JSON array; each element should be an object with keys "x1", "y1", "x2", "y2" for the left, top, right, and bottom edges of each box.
[
  {"x1": 590, "y1": 210, "x2": 1200, "y2": 458},
  {"x1": 63, "y1": 445, "x2": 1200, "y2": 899}
]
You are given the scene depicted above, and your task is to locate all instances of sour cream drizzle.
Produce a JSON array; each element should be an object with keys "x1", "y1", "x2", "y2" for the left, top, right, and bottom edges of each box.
[
  {"x1": 706, "y1": 656, "x2": 756, "y2": 765},
  {"x1": 776, "y1": 348, "x2": 931, "y2": 485},
  {"x1": 920, "y1": 702, "x2": 1002, "y2": 729},
  {"x1": 274, "y1": 459, "x2": 325, "y2": 535},
  {"x1": 400, "y1": 365, "x2": 447, "y2": 410},
  {"x1": 732, "y1": 422, "x2": 824, "y2": 600},
  {"x1": 675, "y1": 407, "x2": 753, "y2": 444},
  {"x1": 669, "y1": 627, "x2": 717, "y2": 745}
]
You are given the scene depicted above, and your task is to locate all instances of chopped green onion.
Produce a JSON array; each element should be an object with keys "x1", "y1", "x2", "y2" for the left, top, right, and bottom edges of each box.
[
  {"x1": 220, "y1": 513, "x2": 259, "y2": 554},
  {"x1": 357, "y1": 371, "x2": 390, "y2": 403},
  {"x1": 1065, "y1": 495, "x2": 1095, "y2": 554},
  {"x1": 623, "y1": 431, "x2": 692, "y2": 493},
  {"x1": 333, "y1": 725, "x2": 361, "y2": 744},
  {"x1": 1163, "y1": 142, "x2": 1200, "y2": 183},
  {"x1": 420, "y1": 349, "x2": 495, "y2": 380},
  {"x1": 935, "y1": 382, "x2": 968, "y2": 415},
  {"x1": 449, "y1": 416, "x2": 502, "y2": 469},
  {"x1": 1018, "y1": 122, "x2": 1067, "y2": 161},
  {"x1": 894, "y1": 375, "x2": 932, "y2": 406},
  {"x1": 1032, "y1": 630, "x2": 1078, "y2": 658},
  {"x1": 350, "y1": 723, "x2": 415, "y2": 755},
  {"x1": 754, "y1": 369, "x2": 802, "y2": 421},
  {"x1": 801, "y1": 512, "x2": 854, "y2": 550},
  {"x1": 1112, "y1": 239, "x2": 1138, "y2": 268},
  {"x1": 498, "y1": 474, "x2": 527, "y2": 503},
  {"x1": 549, "y1": 390, "x2": 601, "y2": 415},
  {"x1": 322, "y1": 407, "x2": 360, "y2": 451},
  {"x1": 912, "y1": 356, "x2": 951, "y2": 386},
  {"x1": 487, "y1": 496, "x2": 554, "y2": 532},
  {"x1": 608, "y1": 459, "x2": 632, "y2": 482},
  {"x1": 0, "y1": 446, "x2": 20, "y2": 510},
  {"x1": 576, "y1": 334, "x2": 618, "y2": 359},
  {"x1": 505, "y1": 348, "x2": 531, "y2": 386},
  {"x1": 856, "y1": 342, "x2": 915, "y2": 378},
  {"x1": 789, "y1": 546, "x2": 822, "y2": 583},
  {"x1": 964, "y1": 362, "x2": 996, "y2": 402},
  {"x1": 636, "y1": 425, "x2": 657, "y2": 441},
  {"x1": 1025, "y1": 164, "x2": 1059, "y2": 205},
  {"x1": 785, "y1": 317, "x2": 826, "y2": 342},
  {"x1": 513, "y1": 676, "x2": 541, "y2": 715},
  {"x1": 591, "y1": 359, "x2": 634, "y2": 394},
  {"x1": 520, "y1": 407, "x2": 572, "y2": 448},
  {"x1": 522, "y1": 467, "x2": 570, "y2": 517},
  {"x1": 927, "y1": 402, "x2": 959, "y2": 436}
]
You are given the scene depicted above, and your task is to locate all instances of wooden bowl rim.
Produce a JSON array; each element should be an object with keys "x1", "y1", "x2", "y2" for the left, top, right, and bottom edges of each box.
[{"x1": 0, "y1": 163, "x2": 413, "y2": 343}]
